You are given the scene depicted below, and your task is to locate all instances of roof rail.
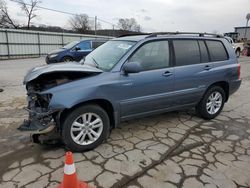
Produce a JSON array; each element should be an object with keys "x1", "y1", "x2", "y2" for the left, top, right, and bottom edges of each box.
[
  {"x1": 118, "y1": 33, "x2": 148, "y2": 38},
  {"x1": 146, "y1": 32, "x2": 224, "y2": 38}
]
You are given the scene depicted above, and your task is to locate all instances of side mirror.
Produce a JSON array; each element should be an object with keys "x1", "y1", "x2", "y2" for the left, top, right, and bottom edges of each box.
[
  {"x1": 75, "y1": 46, "x2": 81, "y2": 51},
  {"x1": 123, "y1": 62, "x2": 142, "y2": 74}
]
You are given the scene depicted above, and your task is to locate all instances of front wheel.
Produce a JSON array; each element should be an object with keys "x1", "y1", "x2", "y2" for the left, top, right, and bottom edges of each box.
[
  {"x1": 62, "y1": 105, "x2": 110, "y2": 152},
  {"x1": 196, "y1": 86, "x2": 225, "y2": 119},
  {"x1": 62, "y1": 56, "x2": 73, "y2": 62}
]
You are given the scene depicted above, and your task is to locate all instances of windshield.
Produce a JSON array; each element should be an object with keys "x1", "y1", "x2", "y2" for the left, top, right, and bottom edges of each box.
[
  {"x1": 84, "y1": 40, "x2": 136, "y2": 71},
  {"x1": 62, "y1": 41, "x2": 79, "y2": 49}
]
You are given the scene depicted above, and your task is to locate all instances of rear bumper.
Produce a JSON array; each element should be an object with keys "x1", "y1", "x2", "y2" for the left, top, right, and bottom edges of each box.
[{"x1": 229, "y1": 79, "x2": 241, "y2": 96}]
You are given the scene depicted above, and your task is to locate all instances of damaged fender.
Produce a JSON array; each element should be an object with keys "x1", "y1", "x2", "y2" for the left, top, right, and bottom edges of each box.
[{"x1": 19, "y1": 62, "x2": 105, "y2": 132}]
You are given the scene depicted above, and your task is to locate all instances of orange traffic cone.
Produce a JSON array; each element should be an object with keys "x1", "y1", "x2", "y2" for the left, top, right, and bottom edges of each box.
[{"x1": 57, "y1": 151, "x2": 88, "y2": 188}]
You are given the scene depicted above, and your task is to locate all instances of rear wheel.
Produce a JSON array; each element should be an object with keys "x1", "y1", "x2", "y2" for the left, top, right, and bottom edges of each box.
[
  {"x1": 62, "y1": 105, "x2": 110, "y2": 152},
  {"x1": 196, "y1": 86, "x2": 225, "y2": 119}
]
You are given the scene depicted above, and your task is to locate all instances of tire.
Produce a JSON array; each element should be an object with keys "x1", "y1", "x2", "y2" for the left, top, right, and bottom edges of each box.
[
  {"x1": 196, "y1": 86, "x2": 225, "y2": 120},
  {"x1": 62, "y1": 105, "x2": 110, "y2": 152},
  {"x1": 62, "y1": 56, "x2": 73, "y2": 62},
  {"x1": 236, "y1": 49, "x2": 241, "y2": 58}
]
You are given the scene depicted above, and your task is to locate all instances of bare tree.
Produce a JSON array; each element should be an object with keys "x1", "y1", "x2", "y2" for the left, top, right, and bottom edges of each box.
[
  {"x1": 0, "y1": 0, "x2": 19, "y2": 28},
  {"x1": 118, "y1": 18, "x2": 141, "y2": 32},
  {"x1": 69, "y1": 14, "x2": 91, "y2": 33},
  {"x1": 17, "y1": 0, "x2": 41, "y2": 29}
]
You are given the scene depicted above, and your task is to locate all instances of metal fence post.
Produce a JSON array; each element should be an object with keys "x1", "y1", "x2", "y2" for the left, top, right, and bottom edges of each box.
[
  {"x1": 37, "y1": 32, "x2": 41, "y2": 57},
  {"x1": 5, "y1": 30, "x2": 10, "y2": 59},
  {"x1": 62, "y1": 34, "x2": 64, "y2": 46}
]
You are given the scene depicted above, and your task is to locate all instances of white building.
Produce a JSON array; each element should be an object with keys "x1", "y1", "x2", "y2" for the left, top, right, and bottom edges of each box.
[{"x1": 234, "y1": 26, "x2": 250, "y2": 41}]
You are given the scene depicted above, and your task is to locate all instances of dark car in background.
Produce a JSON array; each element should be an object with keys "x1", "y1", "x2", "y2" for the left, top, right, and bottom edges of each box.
[{"x1": 46, "y1": 39, "x2": 107, "y2": 64}]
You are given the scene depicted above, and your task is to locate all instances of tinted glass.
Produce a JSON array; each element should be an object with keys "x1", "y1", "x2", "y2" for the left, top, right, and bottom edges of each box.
[
  {"x1": 198, "y1": 40, "x2": 209, "y2": 63},
  {"x1": 206, "y1": 40, "x2": 228, "y2": 61},
  {"x1": 92, "y1": 41, "x2": 105, "y2": 49},
  {"x1": 129, "y1": 40, "x2": 169, "y2": 71},
  {"x1": 78, "y1": 41, "x2": 91, "y2": 50},
  {"x1": 173, "y1": 40, "x2": 200, "y2": 66}
]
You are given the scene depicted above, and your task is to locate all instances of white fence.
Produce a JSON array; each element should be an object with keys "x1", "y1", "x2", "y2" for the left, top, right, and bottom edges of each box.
[{"x1": 0, "y1": 28, "x2": 112, "y2": 60}]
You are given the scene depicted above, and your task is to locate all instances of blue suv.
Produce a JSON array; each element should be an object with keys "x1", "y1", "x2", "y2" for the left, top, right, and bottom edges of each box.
[
  {"x1": 46, "y1": 39, "x2": 107, "y2": 64},
  {"x1": 20, "y1": 33, "x2": 241, "y2": 151}
]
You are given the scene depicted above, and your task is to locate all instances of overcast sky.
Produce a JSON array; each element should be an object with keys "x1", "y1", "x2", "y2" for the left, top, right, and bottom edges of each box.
[{"x1": 7, "y1": 0, "x2": 250, "y2": 33}]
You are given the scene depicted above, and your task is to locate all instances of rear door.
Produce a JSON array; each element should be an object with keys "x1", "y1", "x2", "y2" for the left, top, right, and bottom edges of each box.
[
  {"x1": 205, "y1": 40, "x2": 230, "y2": 83},
  {"x1": 119, "y1": 40, "x2": 175, "y2": 119},
  {"x1": 173, "y1": 39, "x2": 214, "y2": 106}
]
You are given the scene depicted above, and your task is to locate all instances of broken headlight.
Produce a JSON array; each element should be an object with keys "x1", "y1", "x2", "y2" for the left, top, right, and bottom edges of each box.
[
  {"x1": 28, "y1": 93, "x2": 52, "y2": 110},
  {"x1": 36, "y1": 93, "x2": 53, "y2": 109}
]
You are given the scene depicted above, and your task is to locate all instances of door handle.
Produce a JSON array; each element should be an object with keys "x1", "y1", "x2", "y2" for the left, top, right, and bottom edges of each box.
[
  {"x1": 162, "y1": 71, "x2": 173, "y2": 77},
  {"x1": 204, "y1": 65, "x2": 212, "y2": 71}
]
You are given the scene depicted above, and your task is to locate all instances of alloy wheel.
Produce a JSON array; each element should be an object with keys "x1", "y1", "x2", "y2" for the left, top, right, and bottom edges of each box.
[
  {"x1": 206, "y1": 91, "x2": 223, "y2": 115},
  {"x1": 70, "y1": 113, "x2": 103, "y2": 145}
]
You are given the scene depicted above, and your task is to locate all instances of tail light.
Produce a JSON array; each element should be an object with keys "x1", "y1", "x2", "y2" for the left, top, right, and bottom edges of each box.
[{"x1": 237, "y1": 63, "x2": 241, "y2": 80}]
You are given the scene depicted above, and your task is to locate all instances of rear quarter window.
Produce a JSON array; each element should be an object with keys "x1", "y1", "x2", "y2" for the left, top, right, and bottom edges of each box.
[{"x1": 206, "y1": 40, "x2": 228, "y2": 61}]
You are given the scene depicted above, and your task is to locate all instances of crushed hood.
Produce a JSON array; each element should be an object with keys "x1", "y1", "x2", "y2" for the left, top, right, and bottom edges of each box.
[{"x1": 24, "y1": 62, "x2": 103, "y2": 84}]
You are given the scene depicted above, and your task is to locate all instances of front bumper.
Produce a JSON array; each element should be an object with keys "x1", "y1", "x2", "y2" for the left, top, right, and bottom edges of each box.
[
  {"x1": 46, "y1": 55, "x2": 58, "y2": 64},
  {"x1": 18, "y1": 107, "x2": 56, "y2": 132}
]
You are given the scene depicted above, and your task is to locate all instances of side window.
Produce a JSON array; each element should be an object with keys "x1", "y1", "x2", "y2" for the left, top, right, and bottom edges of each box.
[
  {"x1": 206, "y1": 40, "x2": 228, "y2": 61},
  {"x1": 78, "y1": 41, "x2": 91, "y2": 50},
  {"x1": 173, "y1": 40, "x2": 200, "y2": 66},
  {"x1": 129, "y1": 40, "x2": 170, "y2": 71},
  {"x1": 198, "y1": 40, "x2": 209, "y2": 63},
  {"x1": 92, "y1": 41, "x2": 105, "y2": 49}
]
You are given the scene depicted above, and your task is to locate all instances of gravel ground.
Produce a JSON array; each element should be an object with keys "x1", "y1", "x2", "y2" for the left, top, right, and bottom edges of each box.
[{"x1": 0, "y1": 57, "x2": 249, "y2": 188}]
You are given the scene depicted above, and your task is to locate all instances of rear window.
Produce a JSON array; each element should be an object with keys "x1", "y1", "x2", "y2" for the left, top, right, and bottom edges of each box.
[
  {"x1": 206, "y1": 40, "x2": 228, "y2": 61},
  {"x1": 173, "y1": 40, "x2": 200, "y2": 66}
]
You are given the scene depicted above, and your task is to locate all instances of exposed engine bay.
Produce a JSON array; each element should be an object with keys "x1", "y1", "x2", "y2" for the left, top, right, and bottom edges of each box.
[
  {"x1": 26, "y1": 71, "x2": 93, "y2": 91},
  {"x1": 19, "y1": 69, "x2": 102, "y2": 143}
]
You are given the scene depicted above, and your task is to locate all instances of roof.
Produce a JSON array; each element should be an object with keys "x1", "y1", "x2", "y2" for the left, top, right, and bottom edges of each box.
[
  {"x1": 112, "y1": 35, "x2": 148, "y2": 42},
  {"x1": 80, "y1": 38, "x2": 108, "y2": 42},
  {"x1": 112, "y1": 32, "x2": 224, "y2": 42},
  {"x1": 235, "y1": 26, "x2": 250, "y2": 29}
]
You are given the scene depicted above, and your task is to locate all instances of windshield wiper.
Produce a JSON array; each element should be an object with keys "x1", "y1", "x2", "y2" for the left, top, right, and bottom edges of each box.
[
  {"x1": 80, "y1": 57, "x2": 85, "y2": 64},
  {"x1": 91, "y1": 57, "x2": 99, "y2": 68}
]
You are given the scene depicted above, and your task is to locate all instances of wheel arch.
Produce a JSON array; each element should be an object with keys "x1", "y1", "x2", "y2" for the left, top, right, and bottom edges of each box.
[
  {"x1": 60, "y1": 99, "x2": 116, "y2": 130},
  {"x1": 235, "y1": 47, "x2": 241, "y2": 52},
  {"x1": 60, "y1": 55, "x2": 74, "y2": 62},
  {"x1": 206, "y1": 81, "x2": 229, "y2": 102}
]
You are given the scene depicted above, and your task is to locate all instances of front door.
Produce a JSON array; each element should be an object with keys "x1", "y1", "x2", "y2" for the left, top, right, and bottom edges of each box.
[{"x1": 119, "y1": 40, "x2": 175, "y2": 119}]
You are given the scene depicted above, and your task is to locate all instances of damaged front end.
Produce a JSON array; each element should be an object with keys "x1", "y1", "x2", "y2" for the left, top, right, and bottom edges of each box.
[
  {"x1": 18, "y1": 81, "x2": 63, "y2": 144},
  {"x1": 19, "y1": 90, "x2": 56, "y2": 132},
  {"x1": 19, "y1": 62, "x2": 103, "y2": 143}
]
